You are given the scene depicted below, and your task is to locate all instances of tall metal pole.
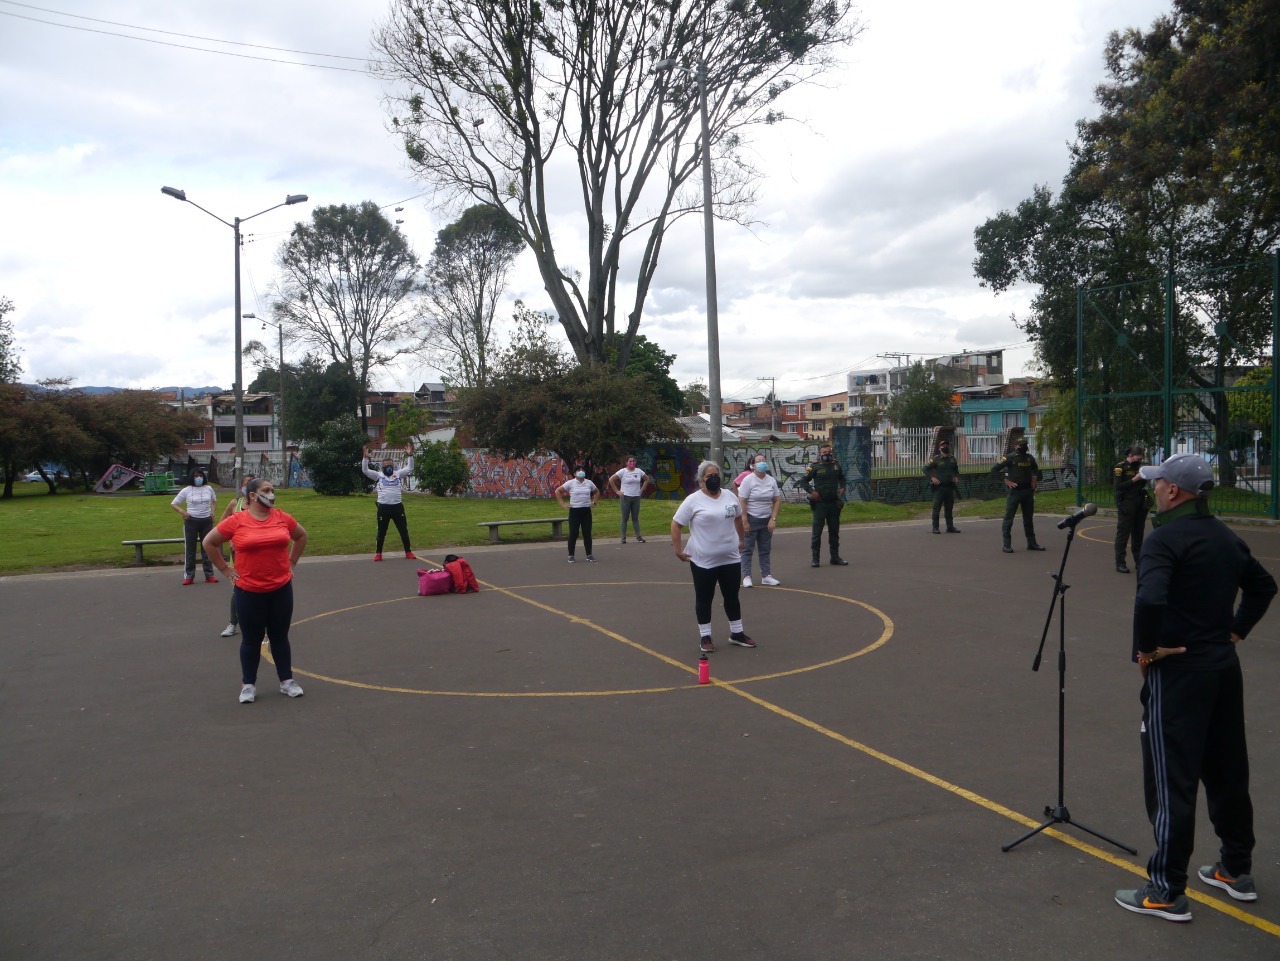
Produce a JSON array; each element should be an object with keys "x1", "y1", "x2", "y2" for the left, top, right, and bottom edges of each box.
[
  {"x1": 277, "y1": 323, "x2": 288, "y2": 487},
  {"x1": 697, "y1": 58, "x2": 723, "y2": 467},
  {"x1": 232, "y1": 218, "x2": 245, "y2": 475}
]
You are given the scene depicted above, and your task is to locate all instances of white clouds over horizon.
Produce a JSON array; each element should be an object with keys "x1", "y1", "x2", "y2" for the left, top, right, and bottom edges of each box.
[{"x1": 0, "y1": 0, "x2": 1171, "y2": 399}]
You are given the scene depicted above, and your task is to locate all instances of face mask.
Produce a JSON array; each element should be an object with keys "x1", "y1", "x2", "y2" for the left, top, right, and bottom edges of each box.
[
  {"x1": 754, "y1": 462, "x2": 768, "y2": 473},
  {"x1": 704, "y1": 474, "x2": 722, "y2": 492},
  {"x1": 1017, "y1": 446, "x2": 1028, "y2": 454},
  {"x1": 821, "y1": 453, "x2": 833, "y2": 463},
  {"x1": 256, "y1": 492, "x2": 275, "y2": 507},
  {"x1": 575, "y1": 471, "x2": 586, "y2": 479},
  {"x1": 939, "y1": 448, "x2": 949, "y2": 455},
  {"x1": 383, "y1": 465, "x2": 396, "y2": 476},
  {"x1": 193, "y1": 476, "x2": 204, "y2": 486}
]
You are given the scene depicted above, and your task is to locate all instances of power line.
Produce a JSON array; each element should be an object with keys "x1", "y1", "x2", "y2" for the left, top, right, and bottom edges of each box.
[{"x1": 0, "y1": 7, "x2": 376, "y2": 73}]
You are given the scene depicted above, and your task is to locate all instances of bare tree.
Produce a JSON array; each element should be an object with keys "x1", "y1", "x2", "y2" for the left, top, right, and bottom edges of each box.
[
  {"x1": 374, "y1": 0, "x2": 859, "y2": 369},
  {"x1": 418, "y1": 204, "x2": 526, "y2": 387},
  {"x1": 270, "y1": 201, "x2": 422, "y2": 428}
]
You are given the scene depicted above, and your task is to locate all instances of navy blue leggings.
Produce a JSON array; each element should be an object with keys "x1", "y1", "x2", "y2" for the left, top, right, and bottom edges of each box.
[{"x1": 234, "y1": 581, "x2": 294, "y2": 684}]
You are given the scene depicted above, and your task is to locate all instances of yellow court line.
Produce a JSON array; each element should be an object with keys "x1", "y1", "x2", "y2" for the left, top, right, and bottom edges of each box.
[{"x1": 277, "y1": 575, "x2": 1279, "y2": 937}]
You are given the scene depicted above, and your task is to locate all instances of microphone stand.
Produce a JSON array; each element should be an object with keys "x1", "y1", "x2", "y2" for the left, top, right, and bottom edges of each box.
[{"x1": 1002, "y1": 520, "x2": 1136, "y2": 854}]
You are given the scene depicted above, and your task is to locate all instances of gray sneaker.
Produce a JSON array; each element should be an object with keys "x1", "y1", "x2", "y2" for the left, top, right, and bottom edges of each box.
[
  {"x1": 1114, "y1": 884, "x2": 1191, "y2": 922},
  {"x1": 279, "y1": 679, "x2": 304, "y2": 698},
  {"x1": 238, "y1": 684, "x2": 256, "y2": 704},
  {"x1": 220, "y1": 623, "x2": 238, "y2": 637},
  {"x1": 1198, "y1": 863, "x2": 1257, "y2": 901}
]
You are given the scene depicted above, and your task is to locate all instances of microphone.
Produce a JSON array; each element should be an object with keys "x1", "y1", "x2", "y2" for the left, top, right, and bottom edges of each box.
[{"x1": 1057, "y1": 502, "x2": 1097, "y2": 530}]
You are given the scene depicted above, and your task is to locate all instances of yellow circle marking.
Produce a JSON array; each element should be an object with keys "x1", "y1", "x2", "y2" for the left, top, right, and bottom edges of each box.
[
  {"x1": 276, "y1": 580, "x2": 891, "y2": 696},
  {"x1": 266, "y1": 573, "x2": 1279, "y2": 937}
]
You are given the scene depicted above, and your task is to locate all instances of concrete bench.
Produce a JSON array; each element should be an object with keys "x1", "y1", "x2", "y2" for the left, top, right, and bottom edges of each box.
[
  {"x1": 122, "y1": 538, "x2": 184, "y2": 564},
  {"x1": 477, "y1": 518, "x2": 566, "y2": 544}
]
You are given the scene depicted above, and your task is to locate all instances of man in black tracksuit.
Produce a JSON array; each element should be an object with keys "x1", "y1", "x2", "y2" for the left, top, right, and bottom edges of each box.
[
  {"x1": 992, "y1": 439, "x2": 1044, "y2": 553},
  {"x1": 1113, "y1": 446, "x2": 1151, "y2": 574},
  {"x1": 923, "y1": 440, "x2": 961, "y2": 534},
  {"x1": 1114, "y1": 454, "x2": 1276, "y2": 923}
]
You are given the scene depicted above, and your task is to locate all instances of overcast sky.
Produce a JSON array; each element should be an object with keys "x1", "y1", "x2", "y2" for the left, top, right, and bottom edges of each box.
[{"x1": 0, "y1": 0, "x2": 1171, "y2": 403}]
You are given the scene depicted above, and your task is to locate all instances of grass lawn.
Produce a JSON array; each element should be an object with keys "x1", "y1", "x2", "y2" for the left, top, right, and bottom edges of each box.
[{"x1": 0, "y1": 485, "x2": 925, "y2": 575}]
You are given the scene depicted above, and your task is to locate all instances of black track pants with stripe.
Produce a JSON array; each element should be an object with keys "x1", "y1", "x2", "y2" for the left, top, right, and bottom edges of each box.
[{"x1": 1139, "y1": 663, "x2": 1254, "y2": 897}]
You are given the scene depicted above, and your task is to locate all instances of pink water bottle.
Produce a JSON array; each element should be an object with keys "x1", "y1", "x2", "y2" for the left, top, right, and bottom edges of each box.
[{"x1": 698, "y1": 652, "x2": 710, "y2": 685}]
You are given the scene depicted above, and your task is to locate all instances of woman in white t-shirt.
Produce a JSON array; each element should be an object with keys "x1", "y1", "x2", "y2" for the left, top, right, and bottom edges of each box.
[
  {"x1": 555, "y1": 467, "x2": 600, "y2": 562},
  {"x1": 671, "y1": 461, "x2": 755, "y2": 654},
  {"x1": 170, "y1": 467, "x2": 218, "y2": 585},
  {"x1": 738, "y1": 459, "x2": 782, "y2": 587}
]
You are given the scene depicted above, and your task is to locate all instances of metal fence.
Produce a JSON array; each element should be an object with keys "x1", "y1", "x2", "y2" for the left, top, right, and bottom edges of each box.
[{"x1": 1077, "y1": 253, "x2": 1278, "y2": 517}]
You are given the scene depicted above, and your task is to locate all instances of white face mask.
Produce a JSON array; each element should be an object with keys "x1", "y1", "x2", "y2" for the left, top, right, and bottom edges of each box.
[{"x1": 256, "y1": 492, "x2": 275, "y2": 507}]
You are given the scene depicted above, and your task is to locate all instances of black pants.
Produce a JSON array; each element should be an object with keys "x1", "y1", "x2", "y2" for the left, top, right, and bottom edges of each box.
[
  {"x1": 931, "y1": 485, "x2": 956, "y2": 529},
  {"x1": 235, "y1": 581, "x2": 295, "y2": 685},
  {"x1": 810, "y1": 500, "x2": 843, "y2": 559},
  {"x1": 1001, "y1": 487, "x2": 1038, "y2": 547},
  {"x1": 689, "y1": 561, "x2": 742, "y2": 626},
  {"x1": 567, "y1": 506, "x2": 593, "y2": 557},
  {"x1": 1115, "y1": 502, "x2": 1149, "y2": 566},
  {"x1": 1140, "y1": 663, "x2": 1254, "y2": 897},
  {"x1": 376, "y1": 502, "x2": 411, "y2": 553},
  {"x1": 183, "y1": 515, "x2": 215, "y2": 578}
]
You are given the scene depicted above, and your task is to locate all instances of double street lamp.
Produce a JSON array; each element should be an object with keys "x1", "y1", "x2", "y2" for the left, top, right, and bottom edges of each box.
[{"x1": 160, "y1": 186, "x2": 308, "y2": 472}]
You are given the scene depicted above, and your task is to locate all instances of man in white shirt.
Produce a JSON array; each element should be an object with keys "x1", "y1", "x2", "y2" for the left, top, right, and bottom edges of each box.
[
  {"x1": 361, "y1": 444, "x2": 418, "y2": 562},
  {"x1": 609, "y1": 456, "x2": 655, "y2": 543}
]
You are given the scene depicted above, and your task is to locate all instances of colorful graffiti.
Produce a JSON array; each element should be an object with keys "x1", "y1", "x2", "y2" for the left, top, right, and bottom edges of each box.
[{"x1": 463, "y1": 450, "x2": 567, "y2": 498}]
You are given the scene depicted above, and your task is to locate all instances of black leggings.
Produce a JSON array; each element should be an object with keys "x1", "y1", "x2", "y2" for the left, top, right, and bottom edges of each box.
[
  {"x1": 376, "y1": 502, "x2": 411, "y2": 552},
  {"x1": 235, "y1": 581, "x2": 294, "y2": 684},
  {"x1": 567, "y1": 506, "x2": 593, "y2": 556},
  {"x1": 689, "y1": 561, "x2": 742, "y2": 625}
]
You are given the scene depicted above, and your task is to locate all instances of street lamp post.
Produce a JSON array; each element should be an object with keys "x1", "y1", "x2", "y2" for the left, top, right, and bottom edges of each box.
[
  {"x1": 243, "y1": 312, "x2": 289, "y2": 486},
  {"x1": 653, "y1": 56, "x2": 723, "y2": 466},
  {"x1": 651, "y1": 1, "x2": 744, "y2": 467},
  {"x1": 161, "y1": 187, "x2": 307, "y2": 474}
]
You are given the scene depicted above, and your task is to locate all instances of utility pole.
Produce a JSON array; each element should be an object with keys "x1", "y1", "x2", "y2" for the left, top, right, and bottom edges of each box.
[{"x1": 757, "y1": 376, "x2": 777, "y2": 433}]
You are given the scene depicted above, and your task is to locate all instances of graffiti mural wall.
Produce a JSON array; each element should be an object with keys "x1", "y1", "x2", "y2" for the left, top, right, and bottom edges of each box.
[{"x1": 463, "y1": 450, "x2": 568, "y2": 498}]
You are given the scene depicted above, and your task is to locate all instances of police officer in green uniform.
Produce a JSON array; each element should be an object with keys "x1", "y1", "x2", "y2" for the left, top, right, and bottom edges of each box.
[
  {"x1": 924, "y1": 440, "x2": 962, "y2": 534},
  {"x1": 993, "y1": 438, "x2": 1045, "y2": 553},
  {"x1": 1113, "y1": 445, "x2": 1150, "y2": 574},
  {"x1": 799, "y1": 442, "x2": 849, "y2": 567}
]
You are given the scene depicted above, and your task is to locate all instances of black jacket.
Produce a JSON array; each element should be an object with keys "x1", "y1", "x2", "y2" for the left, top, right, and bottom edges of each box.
[{"x1": 1132, "y1": 500, "x2": 1276, "y2": 668}]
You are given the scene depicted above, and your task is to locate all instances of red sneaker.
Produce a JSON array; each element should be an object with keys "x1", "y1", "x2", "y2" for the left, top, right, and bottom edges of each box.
[
  {"x1": 372, "y1": 553, "x2": 383, "y2": 562},
  {"x1": 205, "y1": 575, "x2": 219, "y2": 584},
  {"x1": 182, "y1": 577, "x2": 194, "y2": 586},
  {"x1": 404, "y1": 551, "x2": 417, "y2": 560}
]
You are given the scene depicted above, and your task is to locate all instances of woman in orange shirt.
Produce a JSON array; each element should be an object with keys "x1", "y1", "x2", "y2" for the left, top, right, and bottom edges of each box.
[{"x1": 204, "y1": 479, "x2": 308, "y2": 704}]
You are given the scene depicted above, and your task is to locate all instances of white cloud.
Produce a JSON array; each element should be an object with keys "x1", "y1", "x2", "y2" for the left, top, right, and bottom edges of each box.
[{"x1": 0, "y1": 0, "x2": 1170, "y2": 400}]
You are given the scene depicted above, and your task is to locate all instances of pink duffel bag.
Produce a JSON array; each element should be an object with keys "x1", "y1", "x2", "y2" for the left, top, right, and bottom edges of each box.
[{"x1": 417, "y1": 568, "x2": 453, "y2": 596}]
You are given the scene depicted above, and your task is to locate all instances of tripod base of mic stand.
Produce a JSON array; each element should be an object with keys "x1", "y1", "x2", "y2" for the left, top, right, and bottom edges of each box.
[{"x1": 1002, "y1": 805, "x2": 1137, "y2": 854}]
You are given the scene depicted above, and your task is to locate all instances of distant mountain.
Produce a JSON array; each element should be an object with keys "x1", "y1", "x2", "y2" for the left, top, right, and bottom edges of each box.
[{"x1": 74, "y1": 385, "x2": 225, "y2": 397}]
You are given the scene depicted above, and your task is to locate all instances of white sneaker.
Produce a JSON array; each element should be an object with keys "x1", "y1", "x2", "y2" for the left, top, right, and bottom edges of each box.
[
  {"x1": 279, "y1": 679, "x2": 304, "y2": 698},
  {"x1": 239, "y1": 684, "x2": 256, "y2": 703},
  {"x1": 742, "y1": 575, "x2": 753, "y2": 588},
  {"x1": 220, "y1": 623, "x2": 238, "y2": 637},
  {"x1": 761, "y1": 575, "x2": 781, "y2": 586}
]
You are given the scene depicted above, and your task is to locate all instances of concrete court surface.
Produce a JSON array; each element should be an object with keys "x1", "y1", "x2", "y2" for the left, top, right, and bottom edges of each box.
[{"x1": 2, "y1": 512, "x2": 1280, "y2": 961}]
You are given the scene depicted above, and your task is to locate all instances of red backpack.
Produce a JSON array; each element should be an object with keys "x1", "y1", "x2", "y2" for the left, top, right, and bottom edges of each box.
[{"x1": 443, "y1": 554, "x2": 479, "y2": 593}]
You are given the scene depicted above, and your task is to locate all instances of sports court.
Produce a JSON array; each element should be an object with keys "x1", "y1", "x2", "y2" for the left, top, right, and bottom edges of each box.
[{"x1": 3, "y1": 513, "x2": 1279, "y2": 959}]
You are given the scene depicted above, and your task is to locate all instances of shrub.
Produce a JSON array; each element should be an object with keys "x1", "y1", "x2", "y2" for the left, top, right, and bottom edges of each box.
[{"x1": 300, "y1": 416, "x2": 368, "y2": 495}]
